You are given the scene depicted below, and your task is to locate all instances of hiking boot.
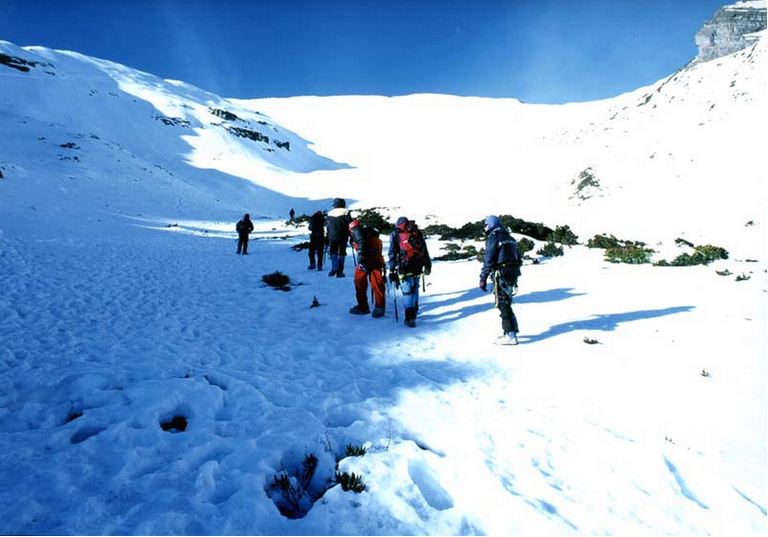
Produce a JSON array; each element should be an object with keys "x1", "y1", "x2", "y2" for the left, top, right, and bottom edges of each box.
[
  {"x1": 336, "y1": 272, "x2": 345, "y2": 278},
  {"x1": 494, "y1": 332, "x2": 518, "y2": 346},
  {"x1": 405, "y1": 318, "x2": 416, "y2": 328},
  {"x1": 371, "y1": 306, "x2": 385, "y2": 318},
  {"x1": 328, "y1": 270, "x2": 337, "y2": 277},
  {"x1": 349, "y1": 305, "x2": 370, "y2": 315},
  {"x1": 308, "y1": 264, "x2": 316, "y2": 270}
]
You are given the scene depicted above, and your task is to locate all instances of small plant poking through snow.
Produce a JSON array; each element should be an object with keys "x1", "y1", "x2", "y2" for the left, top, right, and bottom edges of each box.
[
  {"x1": 344, "y1": 443, "x2": 367, "y2": 457},
  {"x1": 583, "y1": 337, "x2": 600, "y2": 345},
  {"x1": 335, "y1": 471, "x2": 366, "y2": 493},
  {"x1": 262, "y1": 271, "x2": 291, "y2": 291},
  {"x1": 267, "y1": 453, "x2": 325, "y2": 519}
]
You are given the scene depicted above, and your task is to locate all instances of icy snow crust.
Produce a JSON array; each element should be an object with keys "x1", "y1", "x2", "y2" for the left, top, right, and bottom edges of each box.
[{"x1": 0, "y1": 37, "x2": 766, "y2": 535}]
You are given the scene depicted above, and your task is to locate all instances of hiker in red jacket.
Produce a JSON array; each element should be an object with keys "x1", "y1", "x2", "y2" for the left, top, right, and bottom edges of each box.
[
  {"x1": 388, "y1": 216, "x2": 431, "y2": 327},
  {"x1": 348, "y1": 219, "x2": 386, "y2": 318}
]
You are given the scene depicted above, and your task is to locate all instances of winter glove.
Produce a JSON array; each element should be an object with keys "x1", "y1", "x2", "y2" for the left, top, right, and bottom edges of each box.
[
  {"x1": 479, "y1": 278, "x2": 487, "y2": 292},
  {"x1": 423, "y1": 264, "x2": 431, "y2": 276},
  {"x1": 389, "y1": 271, "x2": 399, "y2": 284},
  {"x1": 358, "y1": 263, "x2": 368, "y2": 273}
]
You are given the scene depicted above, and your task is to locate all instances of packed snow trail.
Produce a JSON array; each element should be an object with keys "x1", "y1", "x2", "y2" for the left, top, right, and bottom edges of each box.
[{"x1": 0, "y1": 219, "x2": 765, "y2": 535}]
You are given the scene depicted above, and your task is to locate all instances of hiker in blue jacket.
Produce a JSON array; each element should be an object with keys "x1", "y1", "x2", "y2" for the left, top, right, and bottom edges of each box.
[{"x1": 479, "y1": 215, "x2": 521, "y2": 345}]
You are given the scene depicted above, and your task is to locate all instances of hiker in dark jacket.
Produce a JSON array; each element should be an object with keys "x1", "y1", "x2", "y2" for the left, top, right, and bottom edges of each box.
[
  {"x1": 235, "y1": 213, "x2": 254, "y2": 255},
  {"x1": 307, "y1": 210, "x2": 326, "y2": 270},
  {"x1": 326, "y1": 198, "x2": 351, "y2": 277},
  {"x1": 388, "y1": 216, "x2": 432, "y2": 327},
  {"x1": 479, "y1": 215, "x2": 521, "y2": 345},
  {"x1": 349, "y1": 219, "x2": 386, "y2": 318}
]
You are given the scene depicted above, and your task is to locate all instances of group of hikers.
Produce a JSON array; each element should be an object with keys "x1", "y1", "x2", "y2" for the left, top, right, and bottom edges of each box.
[{"x1": 235, "y1": 198, "x2": 521, "y2": 344}]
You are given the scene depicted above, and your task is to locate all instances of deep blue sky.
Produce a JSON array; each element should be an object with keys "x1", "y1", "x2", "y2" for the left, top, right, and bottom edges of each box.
[{"x1": 1, "y1": 0, "x2": 727, "y2": 103}]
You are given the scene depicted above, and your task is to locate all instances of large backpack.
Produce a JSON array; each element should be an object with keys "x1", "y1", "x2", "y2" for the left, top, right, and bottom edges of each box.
[{"x1": 396, "y1": 221, "x2": 427, "y2": 274}]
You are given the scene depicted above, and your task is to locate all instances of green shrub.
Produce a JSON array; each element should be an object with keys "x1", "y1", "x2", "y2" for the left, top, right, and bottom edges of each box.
[
  {"x1": 537, "y1": 242, "x2": 564, "y2": 257},
  {"x1": 425, "y1": 215, "x2": 554, "y2": 242},
  {"x1": 518, "y1": 237, "x2": 534, "y2": 255},
  {"x1": 500, "y1": 215, "x2": 553, "y2": 241},
  {"x1": 587, "y1": 234, "x2": 622, "y2": 249},
  {"x1": 434, "y1": 242, "x2": 481, "y2": 261},
  {"x1": 605, "y1": 245, "x2": 654, "y2": 264},
  {"x1": 548, "y1": 225, "x2": 579, "y2": 245},
  {"x1": 693, "y1": 245, "x2": 728, "y2": 263},
  {"x1": 655, "y1": 244, "x2": 729, "y2": 267},
  {"x1": 354, "y1": 208, "x2": 393, "y2": 234},
  {"x1": 422, "y1": 223, "x2": 455, "y2": 238},
  {"x1": 463, "y1": 245, "x2": 479, "y2": 257}
]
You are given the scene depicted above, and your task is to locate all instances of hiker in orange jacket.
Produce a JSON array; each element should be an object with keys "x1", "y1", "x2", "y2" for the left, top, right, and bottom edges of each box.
[{"x1": 348, "y1": 219, "x2": 386, "y2": 318}]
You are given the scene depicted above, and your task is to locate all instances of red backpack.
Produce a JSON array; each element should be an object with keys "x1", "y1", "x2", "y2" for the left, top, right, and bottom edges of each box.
[{"x1": 396, "y1": 221, "x2": 427, "y2": 274}]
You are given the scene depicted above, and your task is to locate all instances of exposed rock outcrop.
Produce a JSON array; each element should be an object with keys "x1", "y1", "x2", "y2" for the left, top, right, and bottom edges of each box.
[{"x1": 694, "y1": 1, "x2": 766, "y2": 63}]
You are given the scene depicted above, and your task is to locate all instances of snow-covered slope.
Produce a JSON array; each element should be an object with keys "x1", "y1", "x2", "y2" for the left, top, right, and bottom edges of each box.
[
  {"x1": 0, "y1": 40, "x2": 348, "y2": 239},
  {"x1": 246, "y1": 33, "x2": 766, "y2": 254}
]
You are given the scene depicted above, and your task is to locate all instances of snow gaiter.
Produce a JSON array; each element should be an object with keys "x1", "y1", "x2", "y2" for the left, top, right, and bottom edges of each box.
[{"x1": 329, "y1": 254, "x2": 339, "y2": 275}]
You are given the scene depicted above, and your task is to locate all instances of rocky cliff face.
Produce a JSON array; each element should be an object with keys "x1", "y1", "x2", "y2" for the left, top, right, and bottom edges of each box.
[{"x1": 694, "y1": 1, "x2": 766, "y2": 63}]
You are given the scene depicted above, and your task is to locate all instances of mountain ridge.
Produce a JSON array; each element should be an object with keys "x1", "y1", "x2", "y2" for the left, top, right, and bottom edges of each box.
[{"x1": 1, "y1": 11, "x2": 766, "y2": 256}]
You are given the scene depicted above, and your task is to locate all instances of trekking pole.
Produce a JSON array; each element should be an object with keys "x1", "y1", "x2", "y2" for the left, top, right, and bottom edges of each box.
[{"x1": 392, "y1": 282, "x2": 399, "y2": 322}]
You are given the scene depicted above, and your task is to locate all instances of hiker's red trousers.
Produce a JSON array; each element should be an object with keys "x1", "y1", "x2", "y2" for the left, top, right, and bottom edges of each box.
[{"x1": 354, "y1": 266, "x2": 385, "y2": 309}]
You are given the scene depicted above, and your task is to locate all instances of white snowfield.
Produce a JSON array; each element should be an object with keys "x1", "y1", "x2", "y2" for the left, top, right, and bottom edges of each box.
[{"x1": 0, "y1": 21, "x2": 766, "y2": 537}]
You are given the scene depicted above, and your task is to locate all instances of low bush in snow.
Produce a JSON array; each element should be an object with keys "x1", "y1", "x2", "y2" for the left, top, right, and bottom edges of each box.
[
  {"x1": 434, "y1": 243, "x2": 480, "y2": 261},
  {"x1": 353, "y1": 208, "x2": 393, "y2": 234},
  {"x1": 537, "y1": 242, "x2": 564, "y2": 258},
  {"x1": 423, "y1": 215, "x2": 555, "y2": 242},
  {"x1": 548, "y1": 225, "x2": 579, "y2": 245},
  {"x1": 517, "y1": 237, "x2": 535, "y2": 256},
  {"x1": 654, "y1": 244, "x2": 729, "y2": 267},
  {"x1": 605, "y1": 244, "x2": 654, "y2": 264},
  {"x1": 262, "y1": 271, "x2": 291, "y2": 291},
  {"x1": 587, "y1": 234, "x2": 623, "y2": 249}
]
